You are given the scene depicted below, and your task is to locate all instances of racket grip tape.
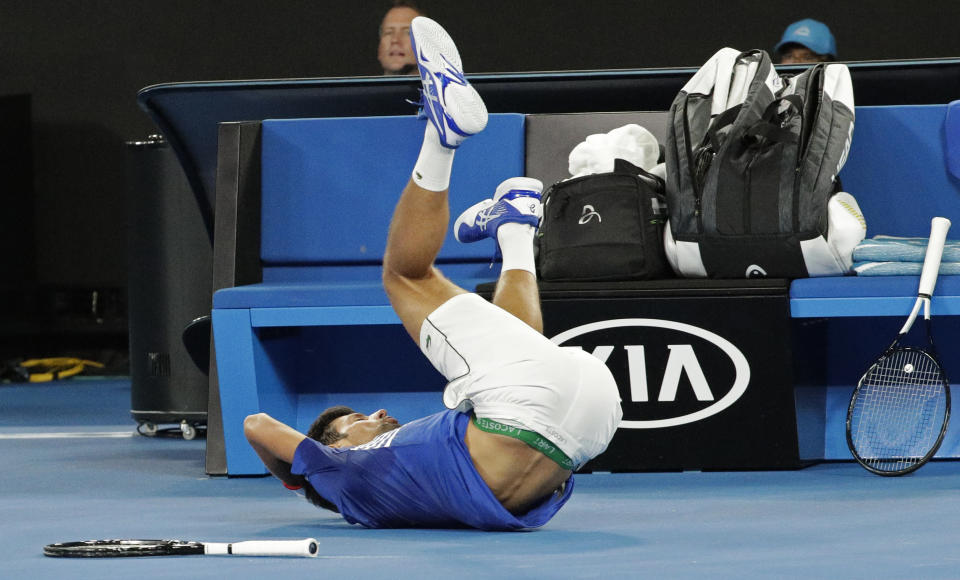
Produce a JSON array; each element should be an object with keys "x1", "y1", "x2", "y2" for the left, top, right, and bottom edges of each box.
[
  {"x1": 919, "y1": 217, "x2": 952, "y2": 297},
  {"x1": 204, "y1": 538, "x2": 319, "y2": 557}
]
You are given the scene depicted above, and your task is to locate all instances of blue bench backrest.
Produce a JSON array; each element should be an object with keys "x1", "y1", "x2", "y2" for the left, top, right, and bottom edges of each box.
[
  {"x1": 840, "y1": 104, "x2": 960, "y2": 237},
  {"x1": 259, "y1": 114, "x2": 525, "y2": 276}
]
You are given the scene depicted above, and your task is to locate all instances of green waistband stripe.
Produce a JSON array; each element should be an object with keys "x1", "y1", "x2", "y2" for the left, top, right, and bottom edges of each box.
[{"x1": 472, "y1": 416, "x2": 574, "y2": 470}]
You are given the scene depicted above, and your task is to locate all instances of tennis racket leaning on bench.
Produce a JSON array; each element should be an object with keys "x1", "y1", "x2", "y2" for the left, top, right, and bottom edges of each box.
[
  {"x1": 846, "y1": 216, "x2": 952, "y2": 476},
  {"x1": 43, "y1": 538, "x2": 319, "y2": 558}
]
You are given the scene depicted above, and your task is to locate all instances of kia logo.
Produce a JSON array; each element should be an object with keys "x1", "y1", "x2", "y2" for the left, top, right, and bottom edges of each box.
[{"x1": 550, "y1": 318, "x2": 750, "y2": 429}]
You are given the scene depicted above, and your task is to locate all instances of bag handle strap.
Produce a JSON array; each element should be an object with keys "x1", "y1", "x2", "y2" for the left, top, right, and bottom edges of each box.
[
  {"x1": 705, "y1": 104, "x2": 743, "y2": 152},
  {"x1": 613, "y1": 158, "x2": 665, "y2": 189},
  {"x1": 743, "y1": 94, "x2": 803, "y2": 144}
]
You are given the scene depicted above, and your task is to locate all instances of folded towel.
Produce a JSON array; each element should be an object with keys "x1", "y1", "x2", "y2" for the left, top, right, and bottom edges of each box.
[
  {"x1": 853, "y1": 261, "x2": 960, "y2": 276},
  {"x1": 852, "y1": 236, "x2": 960, "y2": 263},
  {"x1": 568, "y1": 124, "x2": 660, "y2": 177}
]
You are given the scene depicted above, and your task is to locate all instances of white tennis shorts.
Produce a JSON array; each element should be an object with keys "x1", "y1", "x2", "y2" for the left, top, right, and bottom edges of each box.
[{"x1": 419, "y1": 293, "x2": 623, "y2": 468}]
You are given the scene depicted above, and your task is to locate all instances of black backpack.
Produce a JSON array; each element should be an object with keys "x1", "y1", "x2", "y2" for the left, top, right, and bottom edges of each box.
[
  {"x1": 664, "y1": 48, "x2": 855, "y2": 278},
  {"x1": 536, "y1": 159, "x2": 670, "y2": 281}
]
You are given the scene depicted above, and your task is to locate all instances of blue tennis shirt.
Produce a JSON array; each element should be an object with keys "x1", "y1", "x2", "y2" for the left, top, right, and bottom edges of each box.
[{"x1": 291, "y1": 410, "x2": 574, "y2": 530}]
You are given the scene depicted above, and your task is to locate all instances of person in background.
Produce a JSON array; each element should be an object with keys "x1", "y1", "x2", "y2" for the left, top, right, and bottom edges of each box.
[
  {"x1": 378, "y1": 1, "x2": 423, "y2": 75},
  {"x1": 775, "y1": 18, "x2": 837, "y2": 64}
]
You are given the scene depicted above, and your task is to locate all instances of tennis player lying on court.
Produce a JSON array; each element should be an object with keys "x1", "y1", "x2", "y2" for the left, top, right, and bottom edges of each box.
[{"x1": 243, "y1": 16, "x2": 622, "y2": 531}]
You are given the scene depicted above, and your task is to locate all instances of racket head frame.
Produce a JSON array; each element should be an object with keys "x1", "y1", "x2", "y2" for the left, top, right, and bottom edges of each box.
[
  {"x1": 43, "y1": 539, "x2": 204, "y2": 558},
  {"x1": 846, "y1": 338, "x2": 951, "y2": 476}
]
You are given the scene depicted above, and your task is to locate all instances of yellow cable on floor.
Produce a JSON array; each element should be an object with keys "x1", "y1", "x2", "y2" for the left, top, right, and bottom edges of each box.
[{"x1": 19, "y1": 358, "x2": 105, "y2": 382}]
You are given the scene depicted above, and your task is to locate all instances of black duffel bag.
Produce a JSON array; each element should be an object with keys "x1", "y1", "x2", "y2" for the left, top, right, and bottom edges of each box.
[{"x1": 536, "y1": 159, "x2": 671, "y2": 281}]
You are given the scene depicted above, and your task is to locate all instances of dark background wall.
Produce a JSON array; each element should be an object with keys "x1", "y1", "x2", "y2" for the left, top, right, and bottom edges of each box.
[{"x1": 0, "y1": 0, "x2": 957, "y2": 346}]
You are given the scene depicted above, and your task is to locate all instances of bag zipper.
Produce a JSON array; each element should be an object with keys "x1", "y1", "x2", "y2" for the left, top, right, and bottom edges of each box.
[{"x1": 682, "y1": 93, "x2": 708, "y2": 232}]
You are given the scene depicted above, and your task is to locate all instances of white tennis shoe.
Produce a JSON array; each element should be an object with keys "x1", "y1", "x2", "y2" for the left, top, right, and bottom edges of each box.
[
  {"x1": 410, "y1": 17, "x2": 488, "y2": 149},
  {"x1": 454, "y1": 177, "x2": 543, "y2": 244}
]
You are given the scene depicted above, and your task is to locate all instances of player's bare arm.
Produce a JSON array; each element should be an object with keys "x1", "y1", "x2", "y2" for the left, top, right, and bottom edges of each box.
[{"x1": 244, "y1": 413, "x2": 307, "y2": 487}]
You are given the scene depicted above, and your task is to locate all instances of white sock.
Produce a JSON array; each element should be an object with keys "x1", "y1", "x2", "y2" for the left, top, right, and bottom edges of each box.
[
  {"x1": 497, "y1": 222, "x2": 537, "y2": 275},
  {"x1": 412, "y1": 124, "x2": 455, "y2": 192}
]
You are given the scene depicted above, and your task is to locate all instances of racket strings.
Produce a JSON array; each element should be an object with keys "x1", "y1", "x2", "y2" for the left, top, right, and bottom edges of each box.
[{"x1": 851, "y1": 349, "x2": 948, "y2": 473}]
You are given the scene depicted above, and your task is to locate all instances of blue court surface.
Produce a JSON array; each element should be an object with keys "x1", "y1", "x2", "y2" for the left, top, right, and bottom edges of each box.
[{"x1": 3, "y1": 378, "x2": 960, "y2": 579}]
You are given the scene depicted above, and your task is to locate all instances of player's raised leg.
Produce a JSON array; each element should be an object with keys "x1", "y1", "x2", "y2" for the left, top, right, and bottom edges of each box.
[{"x1": 382, "y1": 16, "x2": 488, "y2": 341}]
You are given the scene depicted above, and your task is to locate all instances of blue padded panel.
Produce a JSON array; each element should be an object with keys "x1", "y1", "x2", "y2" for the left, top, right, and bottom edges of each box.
[
  {"x1": 214, "y1": 277, "x2": 498, "y2": 310},
  {"x1": 841, "y1": 105, "x2": 960, "y2": 238},
  {"x1": 261, "y1": 263, "x2": 384, "y2": 283},
  {"x1": 947, "y1": 100, "x2": 960, "y2": 179},
  {"x1": 260, "y1": 114, "x2": 525, "y2": 264},
  {"x1": 215, "y1": 282, "x2": 391, "y2": 309},
  {"x1": 790, "y1": 275, "x2": 960, "y2": 298},
  {"x1": 259, "y1": 261, "x2": 498, "y2": 283},
  {"x1": 215, "y1": 262, "x2": 500, "y2": 309},
  {"x1": 789, "y1": 275, "x2": 960, "y2": 317}
]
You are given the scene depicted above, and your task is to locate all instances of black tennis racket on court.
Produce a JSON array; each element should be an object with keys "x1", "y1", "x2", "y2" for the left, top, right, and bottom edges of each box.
[
  {"x1": 43, "y1": 538, "x2": 319, "y2": 558},
  {"x1": 846, "y1": 216, "x2": 952, "y2": 476}
]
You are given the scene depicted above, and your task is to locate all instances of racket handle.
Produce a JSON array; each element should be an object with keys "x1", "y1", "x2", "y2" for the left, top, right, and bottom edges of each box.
[
  {"x1": 204, "y1": 538, "x2": 319, "y2": 557},
  {"x1": 918, "y1": 217, "x2": 952, "y2": 296}
]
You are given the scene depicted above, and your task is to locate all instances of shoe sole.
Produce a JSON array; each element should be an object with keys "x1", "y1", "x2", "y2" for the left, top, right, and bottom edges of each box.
[
  {"x1": 411, "y1": 17, "x2": 462, "y2": 72},
  {"x1": 411, "y1": 17, "x2": 487, "y2": 140}
]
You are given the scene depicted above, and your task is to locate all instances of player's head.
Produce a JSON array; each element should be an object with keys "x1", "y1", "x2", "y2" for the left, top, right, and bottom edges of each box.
[
  {"x1": 307, "y1": 405, "x2": 401, "y2": 449},
  {"x1": 775, "y1": 18, "x2": 837, "y2": 64},
  {"x1": 378, "y1": 0, "x2": 422, "y2": 75}
]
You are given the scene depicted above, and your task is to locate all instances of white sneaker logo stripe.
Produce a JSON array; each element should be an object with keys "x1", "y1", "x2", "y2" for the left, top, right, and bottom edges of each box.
[{"x1": 476, "y1": 205, "x2": 508, "y2": 232}]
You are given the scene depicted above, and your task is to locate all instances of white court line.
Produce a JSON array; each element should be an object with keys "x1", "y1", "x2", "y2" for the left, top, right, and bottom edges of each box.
[
  {"x1": 316, "y1": 555, "x2": 405, "y2": 560},
  {"x1": 0, "y1": 431, "x2": 135, "y2": 439}
]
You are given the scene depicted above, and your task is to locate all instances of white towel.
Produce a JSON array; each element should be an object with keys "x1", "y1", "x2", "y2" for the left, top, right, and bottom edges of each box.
[{"x1": 567, "y1": 124, "x2": 660, "y2": 178}]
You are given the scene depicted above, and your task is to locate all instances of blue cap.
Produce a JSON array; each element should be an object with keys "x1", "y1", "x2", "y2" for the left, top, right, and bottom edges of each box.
[{"x1": 775, "y1": 18, "x2": 837, "y2": 58}]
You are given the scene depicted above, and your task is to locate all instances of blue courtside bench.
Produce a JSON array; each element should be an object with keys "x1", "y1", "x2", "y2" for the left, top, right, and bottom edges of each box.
[{"x1": 211, "y1": 103, "x2": 960, "y2": 475}]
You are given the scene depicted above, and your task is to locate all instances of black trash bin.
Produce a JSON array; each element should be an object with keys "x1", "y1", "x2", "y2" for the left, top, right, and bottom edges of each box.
[{"x1": 125, "y1": 135, "x2": 211, "y2": 439}]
